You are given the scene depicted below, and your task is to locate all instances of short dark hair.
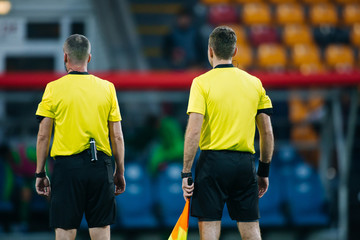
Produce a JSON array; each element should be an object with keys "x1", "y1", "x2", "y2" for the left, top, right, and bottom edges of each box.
[
  {"x1": 209, "y1": 26, "x2": 237, "y2": 60},
  {"x1": 63, "y1": 34, "x2": 91, "y2": 64}
]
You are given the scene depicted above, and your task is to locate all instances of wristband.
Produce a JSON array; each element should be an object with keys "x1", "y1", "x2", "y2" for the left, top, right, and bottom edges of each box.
[
  {"x1": 181, "y1": 172, "x2": 192, "y2": 178},
  {"x1": 35, "y1": 172, "x2": 46, "y2": 178},
  {"x1": 257, "y1": 161, "x2": 270, "y2": 177}
]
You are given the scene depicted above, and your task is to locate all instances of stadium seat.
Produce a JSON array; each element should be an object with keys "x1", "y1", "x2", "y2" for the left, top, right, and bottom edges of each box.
[
  {"x1": 201, "y1": 0, "x2": 229, "y2": 4},
  {"x1": 310, "y1": 3, "x2": 338, "y2": 26},
  {"x1": 222, "y1": 205, "x2": 236, "y2": 228},
  {"x1": 288, "y1": 162, "x2": 329, "y2": 226},
  {"x1": 313, "y1": 25, "x2": 338, "y2": 46},
  {"x1": 283, "y1": 24, "x2": 313, "y2": 46},
  {"x1": 156, "y1": 163, "x2": 197, "y2": 228},
  {"x1": 291, "y1": 44, "x2": 321, "y2": 69},
  {"x1": 249, "y1": 25, "x2": 279, "y2": 47},
  {"x1": 343, "y1": 3, "x2": 360, "y2": 25},
  {"x1": 227, "y1": 24, "x2": 247, "y2": 45},
  {"x1": 303, "y1": 0, "x2": 330, "y2": 4},
  {"x1": 258, "y1": 163, "x2": 287, "y2": 227},
  {"x1": 242, "y1": 3, "x2": 272, "y2": 25},
  {"x1": 276, "y1": 3, "x2": 305, "y2": 25},
  {"x1": 351, "y1": 24, "x2": 360, "y2": 46},
  {"x1": 335, "y1": 0, "x2": 359, "y2": 4},
  {"x1": 232, "y1": 44, "x2": 253, "y2": 70},
  {"x1": 116, "y1": 163, "x2": 158, "y2": 228},
  {"x1": 0, "y1": 160, "x2": 14, "y2": 214},
  {"x1": 208, "y1": 4, "x2": 238, "y2": 26},
  {"x1": 291, "y1": 44, "x2": 324, "y2": 74},
  {"x1": 269, "y1": 0, "x2": 297, "y2": 3},
  {"x1": 257, "y1": 44, "x2": 287, "y2": 71},
  {"x1": 325, "y1": 44, "x2": 355, "y2": 72}
]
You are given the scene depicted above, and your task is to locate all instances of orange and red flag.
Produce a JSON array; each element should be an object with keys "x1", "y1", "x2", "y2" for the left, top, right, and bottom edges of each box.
[{"x1": 168, "y1": 199, "x2": 190, "y2": 240}]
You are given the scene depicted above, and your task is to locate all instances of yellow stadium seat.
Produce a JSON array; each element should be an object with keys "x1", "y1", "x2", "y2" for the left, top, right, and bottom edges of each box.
[
  {"x1": 201, "y1": 0, "x2": 230, "y2": 5},
  {"x1": 257, "y1": 44, "x2": 287, "y2": 70},
  {"x1": 303, "y1": 0, "x2": 329, "y2": 4},
  {"x1": 325, "y1": 45, "x2": 355, "y2": 72},
  {"x1": 298, "y1": 62, "x2": 325, "y2": 74},
  {"x1": 351, "y1": 24, "x2": 360, "y2": 46},
  {"x1": 291, "y1": 44, "x2": 321, "y2": 68},
  {"x1": 343, "y1": 3, "x2": 360, "y2": 25},
  {"x1": 269, "y1": 0, "x2": 298, "y2": 3},
  {"x1": 310, "y1": 3, "x2": 338, "y2": 26},
  {"x1": 276, "y1": 3, "x2": 305, "y2": 25},
  {"x1": 232, "y1": 44, "x2": 253, "y2": 70},
  {"x1": 283, "y1": 24, "x2": 313, "y2": 46},
  {"x1": 335, "y1": 0, "x2": 359, "y2": 4},
  {"x1": 242, "y1": 3, "x2": 272, "y2": 25},
  {"x1": 227, "y1": 24, "x2": 247, "y2": 44}
]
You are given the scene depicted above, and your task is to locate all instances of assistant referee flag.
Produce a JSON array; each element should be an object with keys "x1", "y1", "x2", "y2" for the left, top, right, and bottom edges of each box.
[{"x1": 168, "y1": 199, "x2": 190, "y2": 240}]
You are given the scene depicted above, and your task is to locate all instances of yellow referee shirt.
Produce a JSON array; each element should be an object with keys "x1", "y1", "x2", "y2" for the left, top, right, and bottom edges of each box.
[
  {"x1": 187, "y1": 64, "x2": 272, "y2": 154},
  {"x1": 36, "y1": 72, "x2": 121, "y2": 157}
]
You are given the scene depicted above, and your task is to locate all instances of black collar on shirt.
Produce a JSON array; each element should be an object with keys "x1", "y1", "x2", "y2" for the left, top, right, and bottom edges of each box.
[
  {"x1": 214, "y1": 64, "x2": 234, "y2": 69},
  {"x1": 68, "y1": 71, "x2": 89, "y2": 75}
]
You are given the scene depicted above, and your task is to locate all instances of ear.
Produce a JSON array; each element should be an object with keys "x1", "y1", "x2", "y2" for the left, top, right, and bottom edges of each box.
[
  {"x1": 88, "y1": 54, "x2": 91, "y2": 63},
  {"x1": 232, "y1": 47, "x2": 238, "y2": 58},
  {"x1": 64, "y1": 53, "x2": 68, "y2": 63},
  {"x1": 209, "y1": 46, "x2": 214, "y2": 58}
]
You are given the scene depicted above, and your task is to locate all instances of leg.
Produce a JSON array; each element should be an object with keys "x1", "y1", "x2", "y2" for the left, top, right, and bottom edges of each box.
[
  {"x1": 55, "y1": 228, "x2": 77, "y2": 240},
  {"x1": 198, "y1": 221, "x2": 221, "y2": 240},
  {"x1": 237, "y1": 221, "x2": 261, "y2": 240},
  {"x1": 89, "y1": 225, "x2": 110, "y2": 240}
]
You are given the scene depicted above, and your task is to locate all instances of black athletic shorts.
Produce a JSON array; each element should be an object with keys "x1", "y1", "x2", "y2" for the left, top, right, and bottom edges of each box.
[
  {"x1": 191, "y1": 150, "x2": 260, "y2": 222},
  {"x1": 50, "y1": 149, "x2": 116, "y2": 229}
]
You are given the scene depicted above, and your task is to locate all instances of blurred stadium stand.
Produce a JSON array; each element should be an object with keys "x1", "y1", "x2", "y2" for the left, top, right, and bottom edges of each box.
[{"x1": 0, "y1": 0, "x2": 359, "y2": 240}]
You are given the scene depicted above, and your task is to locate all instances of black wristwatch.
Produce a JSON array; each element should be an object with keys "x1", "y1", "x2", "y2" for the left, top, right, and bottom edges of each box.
[
  {"x1": 181, "y1": 172, "x2": 192, "y2": 178},
  {"x1": 35, "y1": 172, "x2": 46, "y2": 178}
]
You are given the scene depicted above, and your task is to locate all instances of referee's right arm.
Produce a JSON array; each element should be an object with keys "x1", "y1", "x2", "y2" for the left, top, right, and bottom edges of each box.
[
  {"x1": 109, "y1": 121, "x2": 126, "y2": 195},
  {"x1": 256, "y1": 113, "x2": 274, "y2": 198}
]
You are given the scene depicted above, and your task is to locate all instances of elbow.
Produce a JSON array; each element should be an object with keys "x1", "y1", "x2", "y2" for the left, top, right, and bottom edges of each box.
[{"x1": 37, "y1": 133, "x2": 50, "y2": 143}]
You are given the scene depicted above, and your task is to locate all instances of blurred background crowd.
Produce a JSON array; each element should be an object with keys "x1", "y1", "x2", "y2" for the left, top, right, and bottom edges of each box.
[{"x1": 0, "y1": 0, "x2": 359, "y2": 239}]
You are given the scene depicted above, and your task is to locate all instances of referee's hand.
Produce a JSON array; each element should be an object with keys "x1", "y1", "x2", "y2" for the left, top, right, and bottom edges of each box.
[
  {"x1": 35, "y1": 176, "x2": 51, "y2": 199},
  {"x1": 258, "y1": 176, "x2": 269, "y2": 198},
  {"x1": 114, "y1": 171, "x2": 126, "y2": 196},
  {"x1": 182, "y1": 177, "x2": 194, "y2": 201}
]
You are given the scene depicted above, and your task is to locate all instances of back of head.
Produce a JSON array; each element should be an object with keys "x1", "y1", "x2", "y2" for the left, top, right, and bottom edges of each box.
[
  {"x1": 63, "y1": 34, "x2": 91, "y2": 65},
  {"x1": 209, "y1": 26, "x2": 237, "y2": 60}
]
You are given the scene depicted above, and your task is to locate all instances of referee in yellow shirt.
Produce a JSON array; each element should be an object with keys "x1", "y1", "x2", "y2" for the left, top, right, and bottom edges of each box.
[
  {"x1": 35, "y1": 34, "x2": 125, "y2": 240},
  {"x1": 182, "y1": 26, "x2": 274, "y2": 240}
]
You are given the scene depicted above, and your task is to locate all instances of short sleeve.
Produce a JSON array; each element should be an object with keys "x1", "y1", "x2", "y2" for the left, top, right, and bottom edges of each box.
[
  {"x1": 36, "y1": 84, "x2": 55, "y2": 118},
  {"x1": 108, "y1": 83, "x2": 122, "y2": 122},
  {"x1": 257, "y1": 84, "x2": 273, "y2": 115},
  {"x1": 187, "y1": 78, "x2": 206, "y2": 115}
]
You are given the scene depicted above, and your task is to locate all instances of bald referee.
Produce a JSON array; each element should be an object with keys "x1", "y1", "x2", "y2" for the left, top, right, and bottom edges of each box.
[
  {"x1": 182, "y1": 26, "x2": 274, "y2": 240},
  {"x1": 35, "y1": 34, "x2": 125, "y2": 240}
]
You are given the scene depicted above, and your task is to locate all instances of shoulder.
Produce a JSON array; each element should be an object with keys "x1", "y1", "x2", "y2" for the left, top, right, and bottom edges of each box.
[
  {"x1": 46, "y1": 75, "x2": 69, "y2": 88},
  {"x1": 91, "y1": 75, "x2": 115, "y2": 88},
  {"x1": 238, "y1": 69, "x2": 263, "y2": 88},
  {"x1": 192, "y1": 69, "x2": 215, "y2": 85}
]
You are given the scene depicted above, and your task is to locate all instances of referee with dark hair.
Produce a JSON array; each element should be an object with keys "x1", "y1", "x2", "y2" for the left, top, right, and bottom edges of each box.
[
  {"x1": 182, "y1": 26, "x2": 274, "y2": 240},
  {"x1": 35, "y1": 34, "x2": 125, "y2": 240}
]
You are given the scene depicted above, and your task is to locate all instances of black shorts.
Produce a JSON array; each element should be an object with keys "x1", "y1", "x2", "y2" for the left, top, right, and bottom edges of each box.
[
  {"x1": 191, "y1": 150, "x2": 259, "y2": 222},
  {"x1": 50, "y1": 149, "x2": 116, "y2": 229}
]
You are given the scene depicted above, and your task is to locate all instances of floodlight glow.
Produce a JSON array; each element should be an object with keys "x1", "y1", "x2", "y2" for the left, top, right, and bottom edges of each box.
[{"x1": 0, "y1": 1, "x2": 11, "y2": 15}]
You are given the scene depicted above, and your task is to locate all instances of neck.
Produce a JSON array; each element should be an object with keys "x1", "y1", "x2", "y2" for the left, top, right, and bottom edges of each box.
[
  {"x1": 212, "y1": 58, "x2": 232, "y2": 68},
  {"x1": 66, "y1": 64, "x2": 88, "y2": 73}
]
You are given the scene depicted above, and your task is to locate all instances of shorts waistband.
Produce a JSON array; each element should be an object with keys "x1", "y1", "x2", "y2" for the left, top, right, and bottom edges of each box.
[
  {"x1": 54, "y1": 149, "x2": 108, "y2": 161},
  {"x1": 201, "y1": 150, "x2": 253, "y2": 155}
]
